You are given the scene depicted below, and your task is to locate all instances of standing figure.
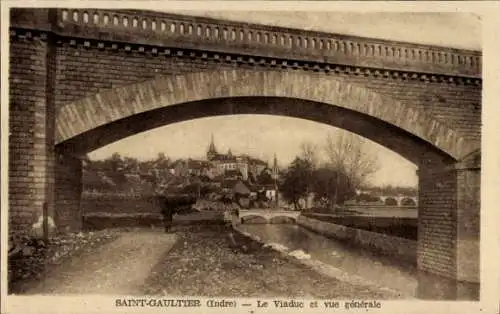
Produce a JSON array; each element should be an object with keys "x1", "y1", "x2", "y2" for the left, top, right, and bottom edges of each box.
[{"x1": 161, "y1": 197, "x2": 174, "y2": 233}]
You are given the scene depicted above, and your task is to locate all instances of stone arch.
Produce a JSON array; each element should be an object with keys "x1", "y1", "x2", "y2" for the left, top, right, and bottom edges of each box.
[
  {"x1": 385, "y1": 197, "x2": 398, "y2": 206},
  {"x1": 55, "y1": 69, "x2": 476, "y2": 164},
  {"x1": 269, "y1": 216, "x2": 297, "y2": 224},
  {"x1": 240, "y1": 215, "x2": 267, "y2": 224},
  {"x1": 401, "y1": 197, "x2": 417, "y2": 206}
]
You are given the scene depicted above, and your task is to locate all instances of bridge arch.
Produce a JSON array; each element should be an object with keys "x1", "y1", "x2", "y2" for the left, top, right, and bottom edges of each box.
[
  {"x1": 268, "y1": 216, "x2": 298, "y2": 224},
  {"x1": 384, "y1": 197, "x2": 398, "y2": 206},
  {"x1": 238, "y1": 210, "x2": 301, "y2": 224},
  {"x1": 55, "y1": 69, "x2": 475, "y2": 164},
  {"x1": 401, "y1": 197, "x2": 417, "y2": 207},
  {"x1": 240, "y1": 215, "x2": 268, "y2": 224},
  {"x1": 52, "y1": 68, "x2": 480, "y2": 288}
]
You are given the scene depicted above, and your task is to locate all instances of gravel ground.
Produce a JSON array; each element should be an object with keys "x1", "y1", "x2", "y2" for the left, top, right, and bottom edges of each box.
[
  {"x1": 10, "y1": 225, "x2": 393, "y2": 298},
  {"x1": 141, "y1": 225, "x2": 392, "y2": 299},
  {"x1": 8, "y1": 229, "x2": 121, "y2": 294},
  {"x1": 16, "y1": 230, "x2": 177, "y2": 295}
]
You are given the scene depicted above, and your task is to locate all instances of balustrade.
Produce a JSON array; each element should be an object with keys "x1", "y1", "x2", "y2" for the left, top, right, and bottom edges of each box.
[{"x1": 19, "y1": 8, "x2": 481, "y2": 77}]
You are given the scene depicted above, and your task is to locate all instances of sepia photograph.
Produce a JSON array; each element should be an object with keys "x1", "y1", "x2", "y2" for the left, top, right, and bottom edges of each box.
[{"x1": 1, "y1": 2, "x2": 498, "y2": 314}]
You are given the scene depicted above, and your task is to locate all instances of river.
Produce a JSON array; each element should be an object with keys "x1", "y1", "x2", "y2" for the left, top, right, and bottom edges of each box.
[{"x1": 238, "y1": 223, "x2": 419, "y2": 297}]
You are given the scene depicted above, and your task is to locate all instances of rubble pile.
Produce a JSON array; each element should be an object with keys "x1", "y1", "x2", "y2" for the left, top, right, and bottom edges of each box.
[{"x1": 8, "y1": 230, "x2": 119, "y2": 293}]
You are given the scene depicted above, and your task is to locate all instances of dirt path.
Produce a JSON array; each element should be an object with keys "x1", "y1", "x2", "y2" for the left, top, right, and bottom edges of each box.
[
  {"x1": 142, "y1": 225, "x2": 394, "y2": 299},
  {"x1": 22, "y1": 231, "x2": 177, "y2": 295}
]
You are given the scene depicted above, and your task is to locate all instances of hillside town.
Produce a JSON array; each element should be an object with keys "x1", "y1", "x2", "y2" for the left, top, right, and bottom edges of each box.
[
  {"x1": 82, "y1": 134, "x2": 417, "y2": 212},
  {"x1": 83, "y1": 135, "x2": 282, "y2": 209}
]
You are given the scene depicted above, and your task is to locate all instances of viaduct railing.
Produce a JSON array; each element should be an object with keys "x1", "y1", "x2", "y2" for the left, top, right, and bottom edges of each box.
[{"x1": 10, "y1": 8, "x2": 481, "y2": 79}]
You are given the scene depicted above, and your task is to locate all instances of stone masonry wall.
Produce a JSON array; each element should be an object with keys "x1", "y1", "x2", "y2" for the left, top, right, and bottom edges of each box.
[
  {"x1": 455, "y1": 154, "x2": 480, "y2": 283},
  {"x1": 417, "y1": 160, "x2": 458, "y2": 280},
  {"x1": 54, "y1": 151, "x2": 83, "y2": 232},
  {"x1": 417, "y1": 153, "x2": 480, "y2": 291},
  {"x1": 9, "y1": 34, "x2": 54, "y2": 235},
  {"x1": 52, "y1": 44, "x2": 480, "y2": 143},
  {"x1": 297, "y1": 215, "x2": 417, "y2": 264}
]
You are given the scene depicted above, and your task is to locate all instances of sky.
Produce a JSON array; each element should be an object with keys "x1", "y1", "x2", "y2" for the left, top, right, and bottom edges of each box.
[
  {"x1": 174, "y1": 11, "x2": 481, "y2": 50},
  {"x1": 89, "y1": 115, "x2": 418, "y2": 187},
  {"x1": 88, "y1": 11, "x2": 482, "y2": 188}
]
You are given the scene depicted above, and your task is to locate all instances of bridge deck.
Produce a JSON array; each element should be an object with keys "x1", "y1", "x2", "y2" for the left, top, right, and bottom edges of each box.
[{"x1": 238, "y1": 209, "x2": 301, "y2": 222}]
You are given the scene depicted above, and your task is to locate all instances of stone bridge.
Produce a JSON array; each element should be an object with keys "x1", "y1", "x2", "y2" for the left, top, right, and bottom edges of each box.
[
  {"x1": 9, "y1": 8, "x2": 481, "y2": 296},
  {"x1": 238, "y1": 209, "x2": 301, "y2": 223},
  {"x1": 379, "y1": 196, "x2": 418, "y2": 206}
]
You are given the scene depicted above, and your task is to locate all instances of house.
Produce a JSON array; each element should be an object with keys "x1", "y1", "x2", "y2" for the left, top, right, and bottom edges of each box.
[
  {"x1": 220, "y1": 179, "x2": 252, "y2": 196},
  {"x1": 187, "y1": 159, "x2": 211, "y2": 176},
  {"x1": 225, "y1": 169, "x2": 244, "y2": 180},
  {"x1": 169, "y1": 159, "x2": 189, "y2": 177},
  {"x1": 221, "y1": 179, "x2": 238, "y2": 194},
  {"x1": 233, "y1": 180, "x2": 252, "y2": 196},
  {"x1": 205, "y1": 135, "x2": 272, "y2": 182},
  {"x1": 252, "y1": 184, "x2": 278, "y2": 202}
]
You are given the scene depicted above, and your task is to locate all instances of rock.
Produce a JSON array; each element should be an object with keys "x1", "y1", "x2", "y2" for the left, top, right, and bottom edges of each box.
[
  {"x1": 263, "y1": 242, "x2": 289, "y2": 252},
  {"x1": 288, "y1": 249, "x2": 311, "y2": 260}
]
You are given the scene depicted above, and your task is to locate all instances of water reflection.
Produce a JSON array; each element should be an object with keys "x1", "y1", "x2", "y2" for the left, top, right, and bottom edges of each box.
[{"x1": 239, "y1": 224, "x2": 418, "y2": 297}]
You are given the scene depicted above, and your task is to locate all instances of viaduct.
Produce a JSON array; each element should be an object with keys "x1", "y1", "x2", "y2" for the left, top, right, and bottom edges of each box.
[{"x1": 8, "y1": 8, "x2": 480, "y2": 298}]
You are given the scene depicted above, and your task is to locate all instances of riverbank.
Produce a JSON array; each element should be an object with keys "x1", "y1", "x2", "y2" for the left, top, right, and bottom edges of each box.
[
  {"x1": 302, "y1": 213, "x2": 417, "y2": 240},
  {"x1": 141, "y1": 225, "x2": 394, "y2": 298}
]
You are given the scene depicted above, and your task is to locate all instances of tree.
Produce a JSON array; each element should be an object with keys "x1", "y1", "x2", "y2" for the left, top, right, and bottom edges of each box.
[
  {"x1": 300, "y1": 141, "x2": 319, "y2": 169},
  {"x1": 356, "y1": 193, "x2": 381, "y2": 203},
  {"x1": 310, "y1": 167, "x2": 355, "y2": 209},
  {"x1": 279, "y1": 157, "x2": 313, "y2": 210},
  {"x1": 155, "y1": 152, "x2": 170, "y2": 169},
  {"x1": 82, "y1": 169, "x2": 115, "y2": 192},
  {"x1": 108, "y1": 152, "x2": 124, "y2": 173},
  {"x1": 324, "y1": 132, "x2": 380, "y2": 190},
  {"x1": 123, "y1": 156, "x2": 139, "y2": 173},
  {"x1": 181, "y1": 182, "x2": 201, "y2": 198},
  {"x1": 256, "y1": 169, "x2": 274, "y2": 185},
  {"x1": 97, "y1": 153, "x2": 127, "y2": 190}
]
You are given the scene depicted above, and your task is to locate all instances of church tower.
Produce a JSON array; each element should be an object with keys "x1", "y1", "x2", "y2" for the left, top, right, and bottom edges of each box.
[
  {"x1": 272, "y1": 153, "x2": 279, "y2": 180},
  {"x1": 207, "y1": 134, "x2": 217, "y2": 161}
]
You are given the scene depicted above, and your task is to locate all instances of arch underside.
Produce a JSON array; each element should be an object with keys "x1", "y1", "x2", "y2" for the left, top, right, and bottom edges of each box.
[
  {"x1": 240, "y1": 215, "x2": 268, "y2": 223},
  {"x1": 55, "y1": 69, "x2": 477, "y2": 165},
  {"x1": 268, "y1": 216, "x2": 298, "y2": 222},
  {"x1": 58, "y1": 96, "x2": 454, "y2": 165}
]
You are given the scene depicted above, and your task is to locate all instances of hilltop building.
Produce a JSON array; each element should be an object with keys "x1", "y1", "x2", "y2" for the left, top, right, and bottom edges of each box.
[{"x1": 206, "y1": 134, "x2": 269, "y2": 181}]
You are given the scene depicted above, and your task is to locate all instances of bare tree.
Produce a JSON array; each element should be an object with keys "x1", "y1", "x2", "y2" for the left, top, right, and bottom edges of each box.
[
  {"x1": 299, "y1": 141, "x2": 319, "y2": 170},
  {"x1": 324, "y1": 132, "x2": 380, "y2": 190}
]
